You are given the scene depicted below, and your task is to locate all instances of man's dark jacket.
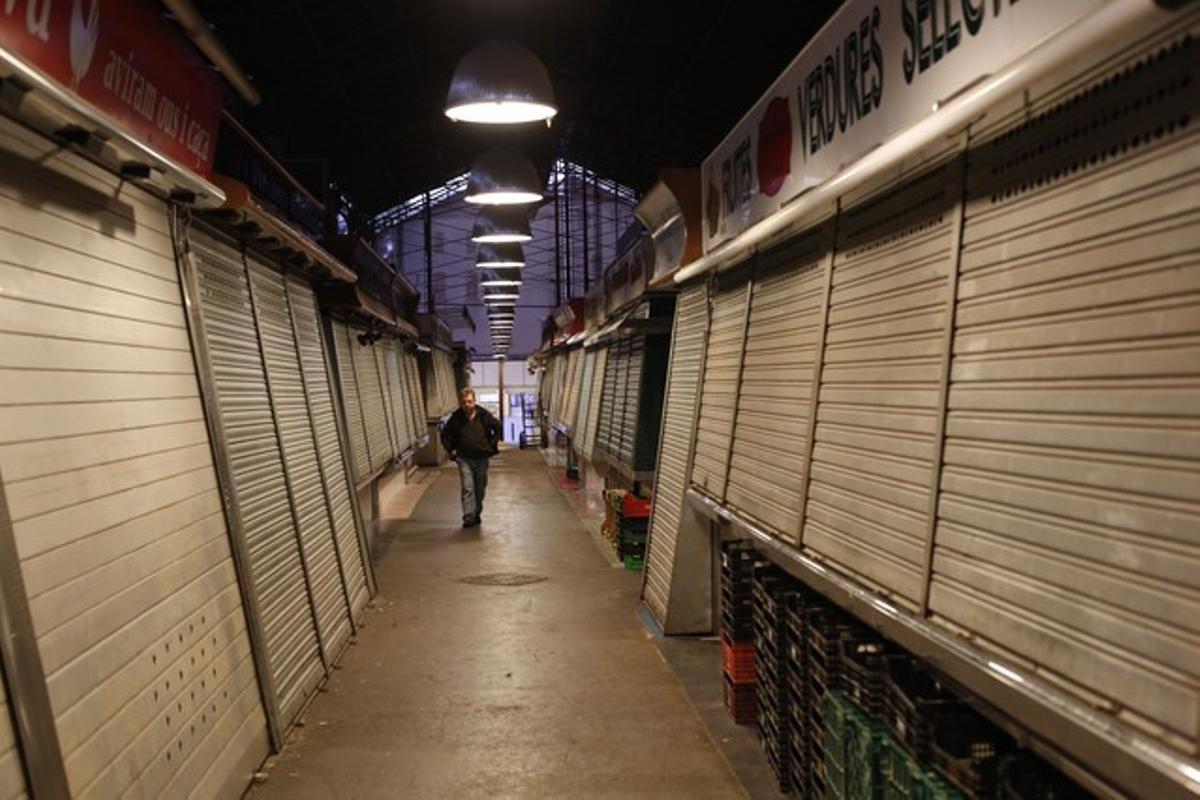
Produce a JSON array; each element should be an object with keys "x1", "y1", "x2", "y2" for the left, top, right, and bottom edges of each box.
[{"x1": 440, "y1": 406, "x2": 502, "y2": 458}]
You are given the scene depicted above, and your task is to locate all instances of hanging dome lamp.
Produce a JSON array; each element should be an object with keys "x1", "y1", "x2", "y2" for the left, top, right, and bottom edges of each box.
[
  {"x1": 445, "y1": 40, "x2": 557, "y2": 125},
  {"x1": 465, "y1": 147, "x2": 543, "y2": 205}
]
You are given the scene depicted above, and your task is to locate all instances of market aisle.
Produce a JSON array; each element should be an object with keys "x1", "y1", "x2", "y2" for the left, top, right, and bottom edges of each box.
[{"x1": 249, "y1": 447, "x2": 745, "y2": 799}]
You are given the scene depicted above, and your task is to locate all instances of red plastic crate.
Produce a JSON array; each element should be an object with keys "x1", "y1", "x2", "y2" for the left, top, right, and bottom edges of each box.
[
  {"x1": 622, "y1": 494, "x2": 651, "y2": 519},
  {"x1": 724, "y1": 674, "x2": 758, "y2": 724},
  {"x1": 721, "y1": 631, "x2": 757, "y2": 684}
]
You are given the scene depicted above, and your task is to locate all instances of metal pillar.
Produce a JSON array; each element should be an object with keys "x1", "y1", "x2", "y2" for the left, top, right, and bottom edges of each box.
[
  {"x1": 423, "y1": 191, "x2": 434, "y2": 313},
  {"x1": 564, "y1": 164, "x2": 572, "y2": 299},
  {"x1": 582, "y1": 166, "x2": 589, "y2": 293},
  {"x1": 592, "y1": 172, "x2": 601, "y2": 290},
  {"x1": 554, "y1": 165, "x2": 562, "y2": 307}
]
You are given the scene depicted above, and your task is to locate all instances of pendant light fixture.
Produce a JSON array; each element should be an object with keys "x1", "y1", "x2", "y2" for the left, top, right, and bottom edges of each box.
[
  {"x1": 471, "y1": 207, "x2": 533, "y2": 244},
  {"x1": 445, "y1": 40, "x2": 557, "y2": 125},
  {"x1": 478, "y1": 266, "x2": 523, "y2": 289},
  {"x1": 465, "y1": 147, "x2": 542, "y2": 205},
  {"x1": 476, "y1": 243, "x2": 526, "y2": 269}
]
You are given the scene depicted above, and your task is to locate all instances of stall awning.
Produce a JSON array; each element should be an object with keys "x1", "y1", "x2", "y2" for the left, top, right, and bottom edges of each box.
[{"x1": 211, "y1": 177, "x2": 358, "y2": 284}]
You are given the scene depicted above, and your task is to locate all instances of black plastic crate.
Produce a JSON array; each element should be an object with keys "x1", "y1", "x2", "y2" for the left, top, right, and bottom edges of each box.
[
  {"x1": 880, "y1": 657, "x2": 967, "y2": 759},
  {"x1": 838, "y1": 638, "x2": 892, "y2": 715},
  {"x1": 997, "y1": 752, "x2": 1092, "y2": 800},
  {"x1": 930, "y1": 712, "x2": 1014, "y2": 798}
]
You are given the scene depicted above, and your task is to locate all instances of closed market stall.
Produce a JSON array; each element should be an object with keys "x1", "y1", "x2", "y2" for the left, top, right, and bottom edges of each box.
[
  {"x1": 186, "y1": 224, "x2": 340, "y2": 731},
  {"x1": 0, "y1": 24, "x2": 269, "y2": 793},
  {"x1": 648, "y1": 1, "x2": 1200, "y2": 792},
  {"x1": 642, "y1": 283, "x2": 708, "y2": 630}
]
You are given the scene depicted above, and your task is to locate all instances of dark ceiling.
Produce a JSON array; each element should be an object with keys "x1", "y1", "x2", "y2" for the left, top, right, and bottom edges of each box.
[{"x1": 194, "y1": 0, "x2": 843, "y2": 217}]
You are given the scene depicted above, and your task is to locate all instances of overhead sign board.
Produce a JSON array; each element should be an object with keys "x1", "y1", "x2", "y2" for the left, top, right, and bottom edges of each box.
[
  {"x1": 702, "y1": 0, "x2": 1104, "y2": 253},
  {"x1": 0, "y1": 0, "x2": 224, "y2": 176}
]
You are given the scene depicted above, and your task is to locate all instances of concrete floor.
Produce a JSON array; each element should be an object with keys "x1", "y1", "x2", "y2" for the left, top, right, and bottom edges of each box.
[{"x1": 249, "y1": 448, "x2": 749, "y2": 799}]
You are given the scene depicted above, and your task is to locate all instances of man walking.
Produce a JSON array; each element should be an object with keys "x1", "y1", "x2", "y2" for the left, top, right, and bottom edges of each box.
[{"x1": 440, "y1": 388, "x2": 502, "y2": 528}]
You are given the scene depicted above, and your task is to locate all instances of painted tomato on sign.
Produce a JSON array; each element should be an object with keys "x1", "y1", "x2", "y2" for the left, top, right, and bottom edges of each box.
[{"x1": 756, "y1": 96, "x2": 792, "y2": 198}]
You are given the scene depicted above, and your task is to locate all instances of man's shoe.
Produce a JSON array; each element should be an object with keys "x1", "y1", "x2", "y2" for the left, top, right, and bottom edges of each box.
[{"x1": 463, "y1": 516, "x2": 479, "y2": 528}]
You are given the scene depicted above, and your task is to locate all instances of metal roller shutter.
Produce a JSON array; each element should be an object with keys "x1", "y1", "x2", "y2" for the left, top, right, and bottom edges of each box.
[
  {"x1": 404, "y1": 350, "x2": 425, "y2": 440},
  {"x1": 0, "y1": 681, "x2": 25, "y2": 799},
  {"x1": 190, "y1": 228, "x2": 325, "y2": 730},
  {"x1": 643, "y1": 283, "x2": 709, "y2": 627},
  {"x1": 580, "y1": 347, "x2": 608, "y2": 462},
  {"x1": 246, "y1": 256, "x2": 352, "y2": 667},
  {"x1": 423, "y1": 351, "x2": 449, "y2": 421},
  {"x1": 617, "y1": 338, "x2": 645, "y2": 467},
  {"x1": 284, "y1": 278, "x2": 371, "y2": 623},
  {"x1": 800, "y1": 145, "x2": 963, "y2": 608},
  {"x1": 726, "y1": 227, "x2": 830, "y2": 543},
  {"x1": 595, "y1": 343, "x2": 621, "y2": 458},
  {"x1": 353, "y1": 338, "x2": 391, "y2": 471},
  {"x1": 691, "y1": 273, "x2": 751, "y2": 499},
  {"x1": 545, "y1": 356, "x2": 560, "y2": 425},
  {"x1": 573, "y1": 350, "x2": 597, "y2": 444},
  {"x1": 550, "y1": 354, "x2": 565, "y2": 427},
  {"x1": 930, "y1": 28, "x2": 1200, "y2": 743},
  {"x1": 331, "y1": 321, "x2": 370, "y2": 482},
  {"x1": 560, "y1": 349, "x2": 582, "y2": 431},
  {"x1": 439, "y1": 351, "x2": 458, "y2": 412},
  {"x1": 384, "y1": 342, "x2": 413, "y2": 454},
  {"x1": 374, "y1": 346, "x2": 400, "y2": 457},
  {"x1": 614, "y1": 342, "x2": 634, "y2": 459},
  {"x1": 0, "y1": 114, "x2": 269, "y2": 798}
]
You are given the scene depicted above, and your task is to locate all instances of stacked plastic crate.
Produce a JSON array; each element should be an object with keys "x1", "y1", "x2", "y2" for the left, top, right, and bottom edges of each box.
[
  {"x1": 752, "y1": 563, "x2": 797, "y2": 792},
  {"x1": 720, "y1": 542, "x2": 758, "y2": 724},
  {"x1": 719, "y1": 542, "x2": 1094, "y2": 798},
  {"x1": 616, "y1": 494, "x2": 650, "y2": 570}
]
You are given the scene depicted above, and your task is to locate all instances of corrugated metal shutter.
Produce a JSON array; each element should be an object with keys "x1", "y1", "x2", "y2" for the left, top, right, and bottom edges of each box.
[
  {"x1": 425, "y1": 351, "x2": 456, "y2": 421},
  {"x1": 353, "y1": 338, "x2": 391, "y2": 472},
  {"x1": 573, "y1": 350, "x2": 597, "y2": 443},
  {"x1": 384, "y1": 342, "x2": 413, "y2": 454},
  {"x1": 581, "y1": 347, "x2": 608, "y2": 461},
  {"x1": 331, "y1": 321, "x2": 370, "y2": 482},
  {"x1": 284, "y1": 278, "x2": 371, "y2": 622},
  {"x1": 560, "y1": 349, "x2": 582, "y2": 431},
  {"x1": 404, "y1": 350, "x2": 425, "y2": 440},
  {"x1": 0, "y1": 682, "x2": 24, "y2": 799},
  {"x1": 0, "y1": 114, "x2": 268, "y2": 798},
  {"x1": 190, "y1": 228, "x2": 325, "y2": 729},
  {"x1": 374, "y1": 345, "x2": 400, "y2": 457},
  {"x1": 617, "y1": 338, "x2": 645, "y2": 466},
  {"x1": 440, "y1": 350, "x2": 458, "y2": 412},
  {"x1": 930, "y1": 31, "x2": 1200, "y2": 742},
  {"x1": 691, "y1": 272, "x2": 751, "y2": 499},
  {"x1": 596, "y1": 343, "x2": 621, "y2": 458},
  {"x1": 802, "y1": 148, "x2": 961, "y2": 608},
  {"x1": 726, "y1": 227, "x2": 830, "y2": 542},
  {"x1": 246, "y1": 256, "x2": 352, "y2": 666},
  {"x1": 644, "y1": 283, "x2": 709, "y2": 626}
]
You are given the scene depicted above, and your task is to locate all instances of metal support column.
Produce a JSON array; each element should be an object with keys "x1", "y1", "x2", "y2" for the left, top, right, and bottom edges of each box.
[
  {"x1": 423, "y1": 192, "x2": 434, "y2": 313},
  {"x1": 582, "y1": 166, "x2": 589, "y2": 294},
  {"x1": 563, "y1": 164, "x2": 572, "y2": 300},
  {"x1": 554, "y1": 165, "x2": 562, "y2": 307}
]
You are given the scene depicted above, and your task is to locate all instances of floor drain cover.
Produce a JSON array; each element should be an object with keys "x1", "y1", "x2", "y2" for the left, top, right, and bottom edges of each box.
[{"x1": 457, "y1": 572, "x2": 547, "y2": 586}]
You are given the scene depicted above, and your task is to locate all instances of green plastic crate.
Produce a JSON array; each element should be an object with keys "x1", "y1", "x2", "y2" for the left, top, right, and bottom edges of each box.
[
  {"x1": 883, "y1": 739, "x2": 964, "y2": 800},
  {"x1": 623, "y1": 554, "x2": 644, "y2": 571}
]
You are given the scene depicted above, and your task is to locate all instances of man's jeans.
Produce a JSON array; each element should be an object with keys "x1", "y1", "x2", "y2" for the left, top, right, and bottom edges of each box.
[{"x1": 457, "y1": 456, "x2": 489, "y2": 522}]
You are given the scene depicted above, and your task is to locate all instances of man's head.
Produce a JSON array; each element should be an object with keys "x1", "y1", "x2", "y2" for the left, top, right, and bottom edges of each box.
[{"x1": 459, "y1": 388, "x2": 477, "y2": 415}]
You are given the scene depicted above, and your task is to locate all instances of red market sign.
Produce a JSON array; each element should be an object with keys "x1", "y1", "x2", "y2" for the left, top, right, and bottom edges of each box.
[{"x1": 1, "y1": 0, "x2": 223, "y2": 177}]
